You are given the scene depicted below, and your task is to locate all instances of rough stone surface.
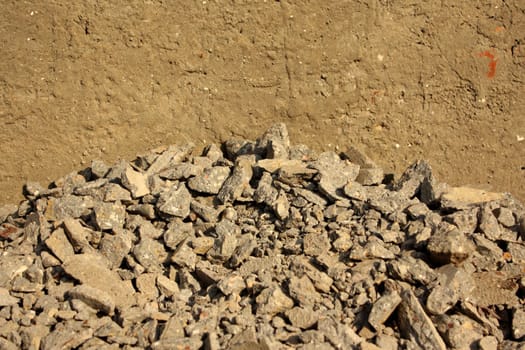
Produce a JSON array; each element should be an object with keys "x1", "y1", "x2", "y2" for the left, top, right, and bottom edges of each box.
[{"x1": 0, "y1": 124, "x2": 523, "y2": 349}]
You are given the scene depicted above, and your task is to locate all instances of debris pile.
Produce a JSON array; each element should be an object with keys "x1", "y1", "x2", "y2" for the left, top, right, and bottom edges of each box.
[{"x1": 0, "y1": 124, "x2": 524, "y2": 350}]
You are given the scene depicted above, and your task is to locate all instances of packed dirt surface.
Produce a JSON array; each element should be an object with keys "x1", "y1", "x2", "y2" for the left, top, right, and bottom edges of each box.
[{"x1": 1, "y1": 0, "x2": 524, "y2": 205}]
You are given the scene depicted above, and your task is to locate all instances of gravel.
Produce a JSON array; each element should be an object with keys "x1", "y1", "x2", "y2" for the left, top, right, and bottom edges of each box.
[{"x1": 0, "y1": 123, "x2": 524, "y2": 349}]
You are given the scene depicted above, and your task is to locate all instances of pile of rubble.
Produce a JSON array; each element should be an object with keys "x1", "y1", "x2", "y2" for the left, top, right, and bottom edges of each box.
[{"x1": 0, "y1": 124, "x2": 524, "y2": 350}]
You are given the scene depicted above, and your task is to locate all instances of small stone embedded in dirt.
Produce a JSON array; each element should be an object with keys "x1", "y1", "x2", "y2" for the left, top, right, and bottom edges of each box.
[{"x1": 0, "y1": 124, "x2": 523, "y2": 348}]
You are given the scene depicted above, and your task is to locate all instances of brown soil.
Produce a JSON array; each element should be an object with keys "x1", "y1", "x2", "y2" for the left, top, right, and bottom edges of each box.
[{"x1": 1, "y1": 1, "x2": 524, "y2": 205}]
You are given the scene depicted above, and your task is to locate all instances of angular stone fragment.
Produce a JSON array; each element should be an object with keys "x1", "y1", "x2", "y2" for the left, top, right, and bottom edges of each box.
[
  {"x1": 254, "y1": 172, "x2": 278, "y2": 205},
  {"x1": 158, "y1": 163, "x2": 202, "y2": 180},
  {"x1": 40, "y1": 323, "x2": 93, "y2": 350},
  {"x1": 478, "y1": 336, "x2": 498, "y2": 350},
  {"x1": 62, "y1": 253, "x2": 135, "y2": 309},
  {"x1": 285, "y1": 306, "x2": 318, "y2": 329},
  {"x1": 288, "y1": 275, "x2": 321, "y2": 306},
  {"x1": 45, "y1": 227, "x2": 75, "y2": 262},
  {"x1": 156, "y1": 275, "x2": 179, "y2": 297},
  {"x1": 426, "y1": 226, "x2": 473, "y2": 265},
  {"x1": 350, "y1": 240, "x2": 395, "y2": 260},
  {"x1": 67, "y1": 285, "x2": 115, "y2": 315},
  {"x1": 188, "y1": 166, "x2": 231, "y2": 194},
  {"x1": 127, "y1": 203, "x2": 156, "y2": 219},
  {"x1": 157, "y1": 183, "x2": 191, "y2": 218},
  {"x1": 63, "y1": 218, "x2": 91, "y2": 252},
  {"x1": 94, "y1": 201, "x2": 126, "y2": 231},
  {"x1": 310, "y1": 151, "x2": 360, "y2": 201},
  {"x1": 209, "y1": 220, "x2": 239, "y2": 261},
  {"x1": 436, "y1": 314, "x2": 485, "y2": 349},
  {"x1": 255, "y1": 123, "x2": 290, "y2": 159},
  {"x1": 171, "y1": 242, "x2": 197, "y2": 270},
  {"x1": 396, "y1": 284, "x2": 447, "y2": 350},
  {"x1": 217, "y1": 155, "x2": 255, "y2": 203},
  {"x1": 133, "y1": 238, "x2": 167, "y2": 273},
  {"x1": 290, "y1": 256, "x2": 333, "y2": 293},
  {"x1": 387, "y1": 254, "x2": 437, "y2": 285},
  {"x1": 163, "y1": 219, "x2": 193, "y2": 249},
  {"x1": 121, "y1": 165, "x2": 150, "y2": 198},
  {"x1": 256, "y1": 285, "x2": 294, "y2": 315},
  {"x1": 394, "y1": 160, "x2": 433, "y2": 198},
  {"x1": 426, "y1": 264, "x2": 474, "y2": 315},
  {"x1": 303, "y1": 231, "x2": 330, "y2": 256},
  {"x1": 103, "y1": 182, "x2": 132, "y2": 202},
  {"x1": 344, "y1": 146, "x2": 384, "y2": 185},
  {"x1": 513, "y1": 307, "x2": 525, "y2": 340},
  {"x1": 0, "y1": 288, "x2": 19, "y2": 306},
  {"x1": 190, "y1": 200, "x2": 218, "y2": 223},
  {"x1": 145, "y1": 143, "x2": 194, "y2": 176},
  {"x1": 368, "y1": 291, "x2": 402, "y2": 330},
  {"x1": 44, "y1": 195, "x2": 93, "y2": 221},
  {"x1": 217, "y1": 274, "x2": 246, "y2": 296}
]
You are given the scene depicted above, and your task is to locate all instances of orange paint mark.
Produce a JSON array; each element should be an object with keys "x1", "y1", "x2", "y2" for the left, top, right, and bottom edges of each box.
[
  {"x1": 478, "y1": 50, "x2": 497, "y2": 78},
  {"x1": 495, "y1": 26, "x2": 505, "y2": 33}
]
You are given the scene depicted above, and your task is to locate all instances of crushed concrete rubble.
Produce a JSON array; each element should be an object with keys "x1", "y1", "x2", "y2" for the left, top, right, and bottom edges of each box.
[{"x1": 0, "y1": 123, "x2": 524, "y2": 350}]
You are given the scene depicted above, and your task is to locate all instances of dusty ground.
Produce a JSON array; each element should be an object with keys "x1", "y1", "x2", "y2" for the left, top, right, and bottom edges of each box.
[{"x1": 1, "y1": 0, "x2": 524, "y2": 205}]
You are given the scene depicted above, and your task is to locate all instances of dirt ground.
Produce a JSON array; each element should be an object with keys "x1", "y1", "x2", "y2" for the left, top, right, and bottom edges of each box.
[{"x1": 1, "y1": 0, "x2": 524, "y2": 205}]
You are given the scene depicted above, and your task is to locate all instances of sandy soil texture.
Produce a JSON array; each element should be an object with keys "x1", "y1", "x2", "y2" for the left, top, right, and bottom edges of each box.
[{"x1": 1, "y1": 1, "x2": 524, "y2": 204}]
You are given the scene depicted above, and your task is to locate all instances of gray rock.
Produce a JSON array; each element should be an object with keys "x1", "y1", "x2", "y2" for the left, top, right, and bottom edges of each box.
[
  {"x1": 387, "y1": 254, "x2": 436, "y2": 285},
  {"x1": 63, "y1": 218, "x2": 91, "y2": 253},
  {"x1": 62, "y1": 253, "x2": 135, "y2": 309},
  {"x1": 94, "y1": 201, "x2": 126, "y2": 231},
  {"x1": 285, "y1": 306, "x2": 318, "y2": 329},
  {"x1": 209, "y1": 219, "x2": 240, "y2": 261},
  {"x1": 217, "y1": 274, "x2": 246, "y2": 296},
  {"x1": 121, "y1": 165, "x2": 150, "y2": 198},
  {"x1": 426, "y1": 226, "x2": 473, "y2": 265},
  {"x1": 478, "y1": 336, "x2": 498, "y2": 350},
  {"x1": 394, "y1": 160, "x2": 433, "y2": 199},
  {"x1": 163, "y1": 219, "x2": 193, "y2": 250},
  {"x1": 190, "y1": 200, "x2": 218, "y2": 223},
  {"x1": 98, "y1": 229, "x2": 133, "y2": 269},
  {"x1": 344, "y1": 146, "x2": 384, "y2": 185},
  {"x1": 349, "y1": 239, "x2": 396, "y2": 261},
  {"x1": 67, "y1": 285, "x2": 115, "y2": 315},
  {"x1": 133, "y1": 237, "x2": 167, "y2": 273},
  {"x1": 103, "y1": 183, "x2": 132, "y2": 202},
  {"x1": 44, "y1": 195, "x2": 93, "y2": 221},
  {"x1": 0, "y1": 288, "x2": 19, "y2": 306},
  {"x1": 135, "y1": 273, "x2": 159, "y2": 300},
  {"x1": 310, "y1": 151, "x2": 360, "y2": 201},
  {"x1": 156, "y1": 275, "x2": 179, "y2": 297},
  {"x1": 217, "y1": 155, "x2": 255, "y2": 203},
  {"x1": 396, "y1": 284, "x2": 447, "y2": 350},
  {"x1": 171, "y1": 242, "x2": 197, "y2": 270},
  {"x1": 435, "y1": 314, "x2": 485, "y2": 349},
  {"x1": 368, "y1": 291, "x2": 402, "y2": 330},
  {"x1": 254, "y1": 172, "x2": 278, "y2": 205},
  {"x1": 188, "y1": 166, "x2": 231, "y2": 194},
  {"x1": 157, "y1": 183, "x2": 192, "y2": 218},
  {"x1": 255, "y1": 123, "x2": 290, "y2": 159},
  {"x1": 256, "y1": 285, "x2": 294, "y2": 316},
  {"x1": 45, "y1": 227, "x2": 75, "y2": 262},
  {"x1": 127, "y1": 203, "x2": 156, "y2": 219},
  {"x1": 159, "y1": 163, "x2": 203, "y2": 180},
  {"x1": 145, "y1": 143, "x2": 195, "y2": 176},
  {"x1": 513, "y1": 307, "x2": 525, "y2": 340},
  {"x1": 303, "y1": 231, "x2": 331, "y2": 256},
  {"x1": 426, "y1": 264, "x2": 474, "y2": 315}
]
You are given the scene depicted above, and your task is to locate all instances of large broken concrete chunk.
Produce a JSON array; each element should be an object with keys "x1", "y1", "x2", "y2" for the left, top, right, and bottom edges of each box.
[
  {"x1": 62, "y1": 253, "x2": 135, "y2": 309},
  {"x1": 121, "y1": 165, "x2": 150, "y2": 198},
  {"x1": 157, "y1": 182, "x2": 192, "y2": 217},
  {"x1": 67, "y1": 284, "x2": 115, "y2": 315}
]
